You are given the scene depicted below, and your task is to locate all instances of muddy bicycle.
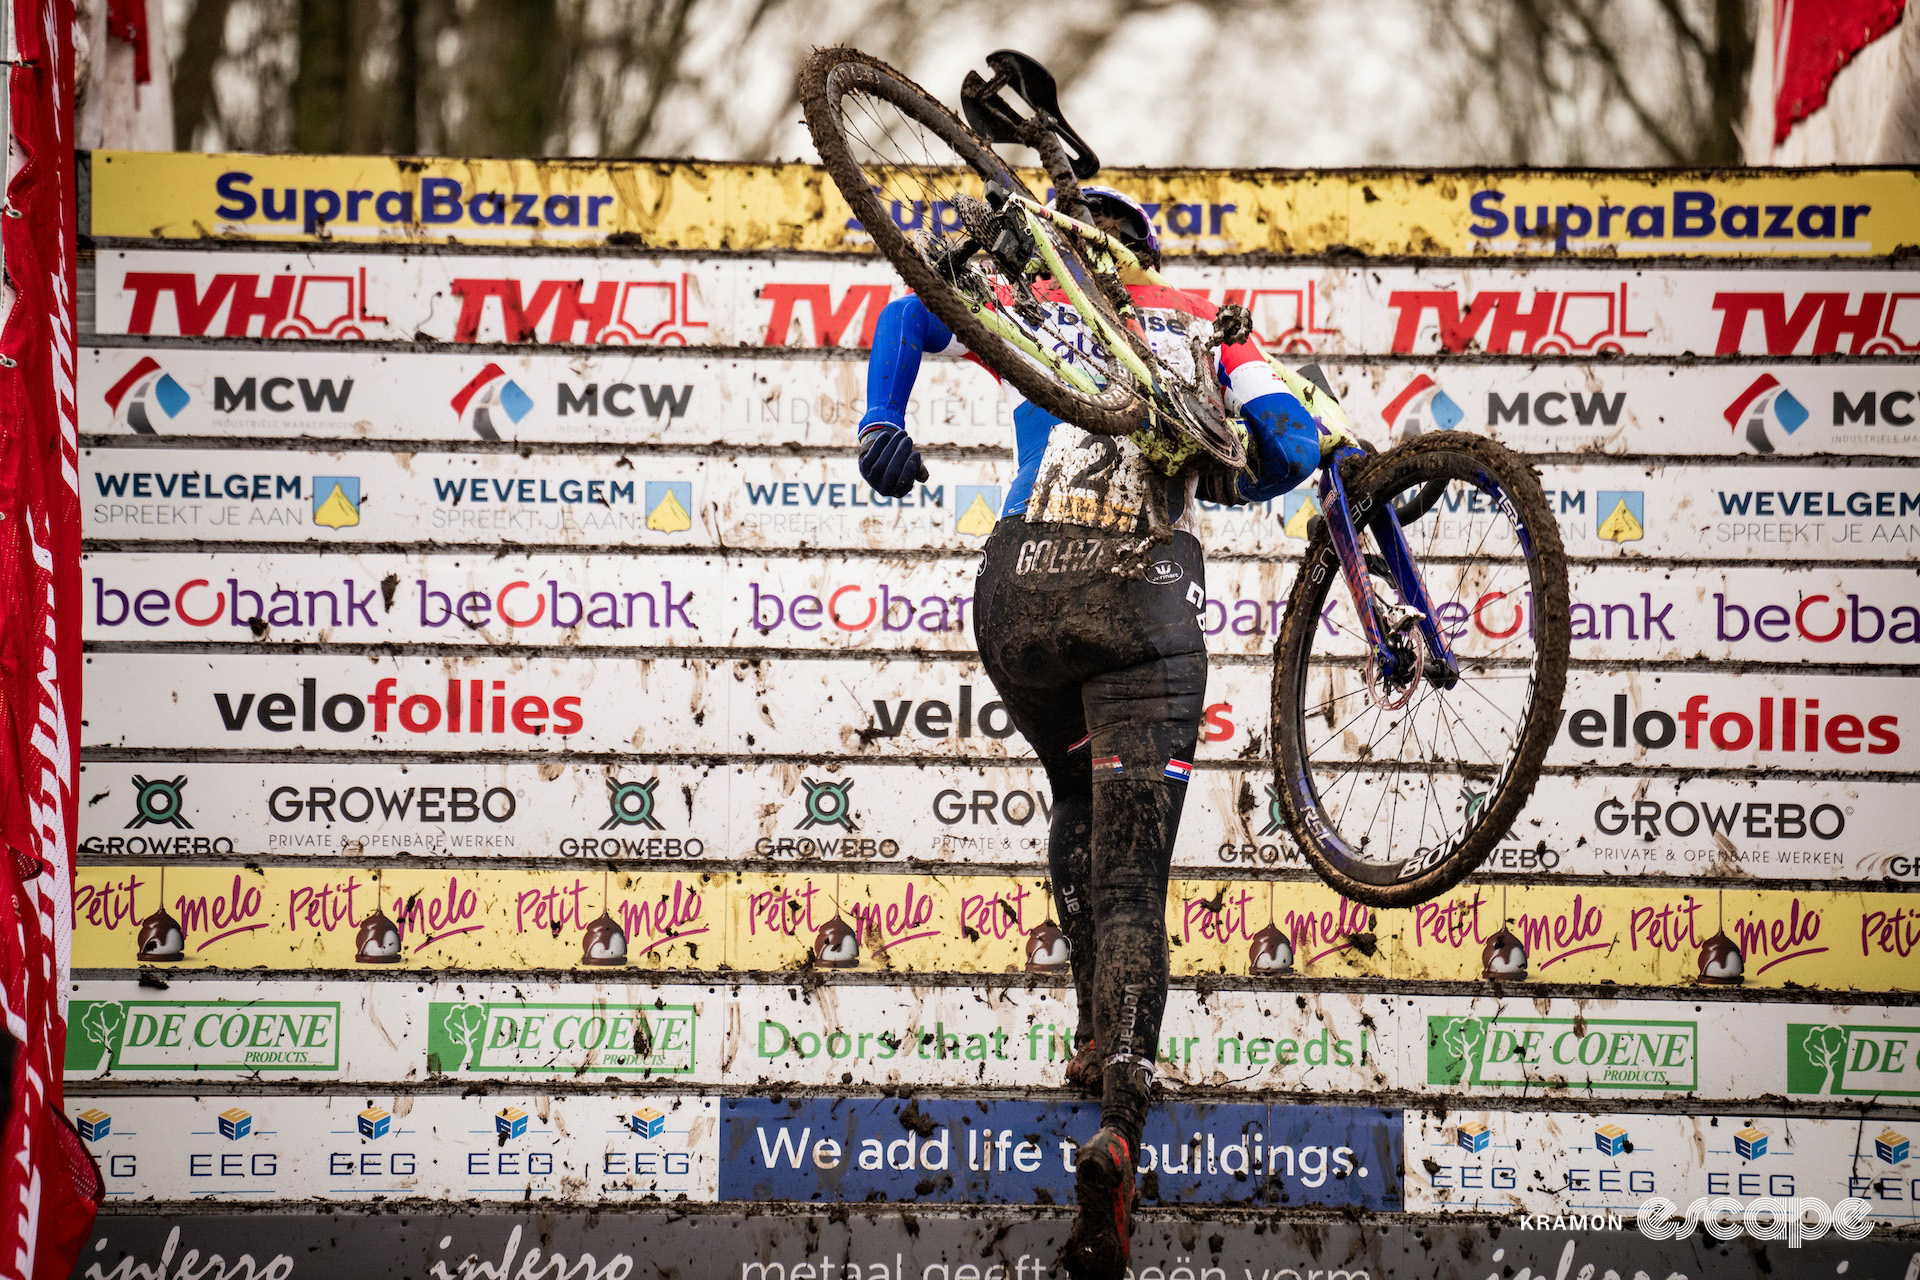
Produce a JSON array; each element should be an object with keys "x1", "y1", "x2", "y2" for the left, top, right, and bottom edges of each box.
[{"x1": 801, "y1": 47, "x2": 1570, "y2": 907}]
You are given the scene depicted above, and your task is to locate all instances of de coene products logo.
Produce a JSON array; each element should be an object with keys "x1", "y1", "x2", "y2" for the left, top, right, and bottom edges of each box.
[{"x1": 211, "y1": 676, "x2": 583, "y2": 738}]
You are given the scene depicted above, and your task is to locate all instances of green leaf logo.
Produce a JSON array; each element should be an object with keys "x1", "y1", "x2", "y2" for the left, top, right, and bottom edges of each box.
[{"x1": 68, "y1": 1001, "x2": 126, "y2": 1072}]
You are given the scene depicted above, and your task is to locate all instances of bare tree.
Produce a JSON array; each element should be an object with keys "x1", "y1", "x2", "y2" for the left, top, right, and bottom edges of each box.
[
  {"x1": 159, "y1": 0, "x2": 1744, "y2": 165},
  {"x1": 1430, "y1": 0, "x2": 1754, "y2": 165},
  {"x1": 172, "y1": 0, "x2": 236, "y2": 148}
]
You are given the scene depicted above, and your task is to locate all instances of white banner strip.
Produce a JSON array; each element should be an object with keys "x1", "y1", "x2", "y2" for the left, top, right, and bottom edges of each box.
[
  {"x1": 81, "y1": 655, "x2": 1920, "y2": 773},
  {"x1": 1405, "y1": 1108, "x2": 1920, "y2": 1222},
  {"x1": 81, "y1": 345, "x2": 1920, "y2": 459},
  {"x1": 81, "y1": 553, "x2": 1920, "y2": 665},
  {"x1": 90, "y1": 251, "x2": 1920, "y2": 357},
  {"x1": 80, "y1": 449, "x2": 1920, "y2": 561},
  {"x1": 65, "y1": 979, "x2": 1920, "y2": 1106},
  {"x1": 67, "y1": 1091, "x2": 717, "y2": 1203},
  {"x1": 73, "y1": 760, "x2": 1917, "y2": 882}
]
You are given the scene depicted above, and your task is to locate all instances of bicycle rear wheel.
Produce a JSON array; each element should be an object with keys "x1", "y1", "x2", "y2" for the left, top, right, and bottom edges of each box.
[
  {"x1": 800, "y1": 47, "x2": 1148, "y2": 435},
  {"x1": 1270, "y1": 432, "x2": 1570, "y2": 908}
]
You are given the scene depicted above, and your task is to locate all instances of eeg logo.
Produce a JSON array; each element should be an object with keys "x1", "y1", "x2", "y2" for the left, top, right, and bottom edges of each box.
[
  {"x1": 218, "y1": 1107, "x2": 253, "y2": 1141},
  {"x1": 629, "y1": 1107, "x2": 665, "y2": 1138},
  {"x1": 496, "y1": 1107, "x2": 529, "y2": 1140},
  {"x1": 1457, "y1": 1121, "x2": 1491, "y2": 1153},
  {"x1": 1596, "y1": 1123, "x2": 1630, "y2": 1156},
  {"x1": 1734, "y1": 1126, "x2": 1769, "y2": 1160},
  {"x1": 1724, "y1": 374, "x2": 1809, "y2": 455},
  {"x1": 358, "y1": 1107, "x2": 391, "y2": 1139},
  {"x1": 103, "y1": 356, "x2": 191, "y2": 434},
  {"x1": 1876, "y1": 1129, "x2": 1909, "y2": 1164},
  {"x1": 452, "y1": 362, "x2": 534, "y2": 441},
  {"x1": 1380, "y1": 374, "x2": 1465, "y2": 442},
  {"x1": 76, "y1": 1108, "x2": 111, "y2": 1142}
]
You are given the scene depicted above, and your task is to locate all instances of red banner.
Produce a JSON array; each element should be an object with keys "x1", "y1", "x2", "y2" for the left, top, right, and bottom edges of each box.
[
  {"x1": 1773, "y1": 0, "x2": 1907, "y2": 142},
  {"x1": 0, "y1": 0, "x2": 98, "y2": 1274}
]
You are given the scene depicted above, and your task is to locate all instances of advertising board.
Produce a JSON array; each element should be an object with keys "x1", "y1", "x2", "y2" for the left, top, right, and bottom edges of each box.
[
  {"x1": 70, "y1": 1092, "x2": 717, "y2": 1202},
  {"x1": 82, "y1": 345, "x2": 1920, "y2": 458},
  {"x1": 90, "y1": 250, "x2": 1920, "y2": 355},
  {"x1": 74, "y1": 759, "x2": 1919, "y2": 882},
  {"x1": 80, "y1": 654, "x2": 1920, "y2": 776},
  {"x1": 719, "y1": 1096, "x2": 1401, "y2": 1209},
  {"x1": 72, "y1": 1210, "x2": 1920, "y2": 1280},
  {"x1": 80, "y1": 448, "x2": 1920, "y2": 560},
  {"x1": 71, "y1": 864, "x2": 1920, "y2": 990},
  {"x1": 1405, "y1": 1107, "x2": 1920, "y2": 1224},
  {"x1": 81, "y1": 553, "x2": 1920, "y2": 666},
  {"x1": 90, "y1": 150, "x2": 1920, "y2": 259},
  {"x1": 67, "y1": 979, "x2": 1920, "y2": 1103}
]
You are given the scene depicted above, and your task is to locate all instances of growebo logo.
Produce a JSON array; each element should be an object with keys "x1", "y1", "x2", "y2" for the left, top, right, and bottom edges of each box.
[
  {"x1": 212, "y1": 677, "x2": 583, "y2": 737},
  {"x1": 267, "y1": 784, "x2": 516, "y2": 824},
  {"x1": 1594, "y1": 793, "x2": 1846, "y2": 842},
  {"x1": 558, "y1": 775, "x2": 708, "y2": 859},
  {"x1": 1559, "y1": 693, "x2": 1899, "y2": 756}
]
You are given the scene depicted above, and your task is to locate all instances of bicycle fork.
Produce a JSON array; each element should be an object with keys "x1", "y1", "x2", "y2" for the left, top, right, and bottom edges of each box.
[{"x1": 1317, "y1": 446, "x2": 1460, "y2": 709}]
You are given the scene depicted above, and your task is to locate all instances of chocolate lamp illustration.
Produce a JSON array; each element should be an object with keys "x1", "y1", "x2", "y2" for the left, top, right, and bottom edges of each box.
[
  {"x1": 813, "y1": 916, "x2": 859, "y2": 968},
  {"x1": 1698, "y1": 930, "x2": 1745, "y2": 984},
  {"x1": 581, "y1": 871, "x2": 629, "y2": 966},
  {"x1": 1482, "y1": 926, "x2": 1528, "y2": 980},
  {"x1": 582, "y1": 911, "x2": 629, "y2": 966},
  {"x1": 136, "y1": 906, "x2": 185, "y2": 963},
  {"x1": 1249, "y1": 923, "x2": 1294, "y2": 974},
  {"x1": 1024, "y1": 921, "x2": 1070, "y2": 973},
  {"x1": 355, "y1": 908, "x2": 403, "y2": 963}
]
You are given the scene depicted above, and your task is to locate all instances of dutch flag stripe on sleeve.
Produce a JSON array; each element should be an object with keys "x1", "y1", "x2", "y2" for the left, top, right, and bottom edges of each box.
[{"x1": 1217, "y1": 341, "x2": 1290, "y2": 411}]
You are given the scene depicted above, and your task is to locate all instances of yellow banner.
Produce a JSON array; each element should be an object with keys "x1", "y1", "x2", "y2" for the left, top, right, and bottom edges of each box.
[
  {"x1": 75, "y1": 866, "x2": 1918, "y2": 991},
  {"x1": 89, "y1": 151, "x2": 1920, "y2": 257}
]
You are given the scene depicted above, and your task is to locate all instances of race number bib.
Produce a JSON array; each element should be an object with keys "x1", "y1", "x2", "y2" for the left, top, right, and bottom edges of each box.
[{"x1": 1025, "y1": 426, "x2": 1195, "y2": 534}]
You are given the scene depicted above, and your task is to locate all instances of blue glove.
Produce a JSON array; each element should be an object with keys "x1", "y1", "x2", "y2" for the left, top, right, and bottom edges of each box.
[{"x1": 859, "y1": 425, "x2": 927, "y2": 498}]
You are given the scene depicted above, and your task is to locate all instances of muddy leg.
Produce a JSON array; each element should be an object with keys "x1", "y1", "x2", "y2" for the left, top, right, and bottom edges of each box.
[
  {"x1": 1082, "y1": 646, "x2": 1203, "y2": 1150},
  {"x1": 1046, "y1": 785, "x2": 1099, "y2": 1051},
  {"x1": 1089, "y1": 775, "x2": 1186, "y2": 1150}
]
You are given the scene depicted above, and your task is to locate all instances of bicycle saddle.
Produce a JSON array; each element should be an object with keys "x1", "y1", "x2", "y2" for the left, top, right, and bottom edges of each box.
[{"x1": 961, "y1": 50, "x2": 1101, "y2": 180}]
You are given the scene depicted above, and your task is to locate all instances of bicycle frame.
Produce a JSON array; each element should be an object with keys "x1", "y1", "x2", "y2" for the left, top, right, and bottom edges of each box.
[{"x1": 1317, "y1": 444, "x2": 1461, "y2": 696}]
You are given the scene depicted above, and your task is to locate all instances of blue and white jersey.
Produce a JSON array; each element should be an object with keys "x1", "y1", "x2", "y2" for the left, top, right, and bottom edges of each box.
[{"x1": 858, "y1": 281, "x2": 1322, "y2": 537}]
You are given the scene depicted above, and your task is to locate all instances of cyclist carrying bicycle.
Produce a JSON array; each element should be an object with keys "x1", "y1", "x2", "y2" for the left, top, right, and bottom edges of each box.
[{"x1": 855, "y1": 187, "x2": 1351, "y2": 1280}]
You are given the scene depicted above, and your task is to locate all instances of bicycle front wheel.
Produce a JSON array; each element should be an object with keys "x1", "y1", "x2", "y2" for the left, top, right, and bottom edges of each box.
[
  {"x1": 799, "y1": 47, "x2": 1148, "y2": 435},
  {"x1": 1270, "y1": 432, "x2": 1570, "y2": 908}
]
